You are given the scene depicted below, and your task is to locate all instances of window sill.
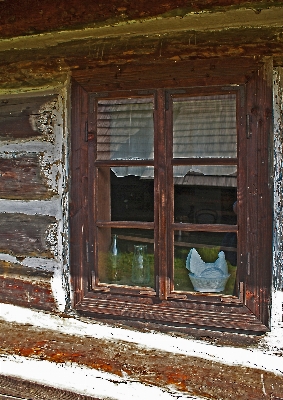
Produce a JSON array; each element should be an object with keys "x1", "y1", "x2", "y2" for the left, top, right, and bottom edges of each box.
[{"x1": 75, "y1": 291, "x2": 269, "y2": 334}]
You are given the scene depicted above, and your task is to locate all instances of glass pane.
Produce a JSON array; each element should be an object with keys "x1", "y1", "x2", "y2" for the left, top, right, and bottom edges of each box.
[
  {"x1": 174, "y1": 166, "x2": 237, "y2": 225},
  {"x1": 97, "y1": 98, "x2": 154, "y2": 161},
  {"x1": 97, "y1": 168, "x2": 154, "y2": 222},
  {"x1": 173, "y1": 94, "x2": 237, "y2": 158},
  {"x1": 174, "y1": 231, "x2": 237, "y2": 295},
  {"x1": 97, "y1": 228, "x2": 154, "y2": 288}
]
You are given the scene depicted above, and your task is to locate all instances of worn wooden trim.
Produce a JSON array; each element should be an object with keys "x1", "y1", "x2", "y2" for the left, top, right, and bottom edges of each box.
[
  {"x1": 72, "y1": 57, "x2": 261, "y2": 93},
  {"x1": 71, "y1": 56, "x2": 273, "y2": 333},
  {"x1": 76, "y1": 293, "x2": 268, "y2": 333},
  {"x1": 244, "y1": 57, "x2": 273, "y2": 328},
  {"x1": 70, "y1": 80, "x2": 89, "y2": 304}
]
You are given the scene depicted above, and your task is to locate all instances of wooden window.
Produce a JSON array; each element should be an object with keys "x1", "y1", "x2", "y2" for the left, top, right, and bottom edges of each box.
[{"x1": 70, "y1": 58, "x2": 273, "y2": 333}]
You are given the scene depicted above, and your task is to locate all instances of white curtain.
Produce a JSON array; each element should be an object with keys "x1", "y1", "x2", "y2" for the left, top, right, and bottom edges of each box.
[{"x1": 97, "y1": 95, "x2": 237, "y2": 186}]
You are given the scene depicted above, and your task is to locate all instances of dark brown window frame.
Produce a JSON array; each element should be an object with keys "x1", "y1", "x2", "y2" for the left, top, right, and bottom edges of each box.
[{"x1": 70, "y1": 57, "x2": 273, "y2": 333}]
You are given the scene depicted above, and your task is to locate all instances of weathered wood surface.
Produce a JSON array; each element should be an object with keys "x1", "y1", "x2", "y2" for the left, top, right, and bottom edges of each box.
[
  {"x1": 0, "y1": 95, "x2": 57, "y2": 140},
  {"x1": 0, "y1": 319, "x2": 282, "y2": 399},
  {"x1": 0, "y1": 259, "x2": 54, "y2": 312},
  {"x1": 0, "y1": 213, "x2": 56, "y2": 258},
  {"x1": 0, "y1": 275, "x2": 55, "y2": 311},
  {"x1": 72, "y1": 56, "x2": 263, "y2": 92},
  {"x1": 0, "y1": 154, "x2": 54, "y2": 199},
  {"x1": 0, "y1": 0, "x2": 278, "y2": 39},
  {"x1": 0, "y1": 27, "x2": 282, "y2": 93},
  {"x1": 0, "y1": 375, "x2": 98, "y2": 400}
]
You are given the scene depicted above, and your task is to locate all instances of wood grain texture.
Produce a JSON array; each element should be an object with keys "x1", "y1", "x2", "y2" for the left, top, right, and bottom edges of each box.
[
  {"x1": 0, "y1": 374, "x2": 98, "y2": 400},
  {"x1": 0, "y1": 95, "x2": 57, "y2": 140},
  {"x1": 0, "y1": 276, "x2": 55, "y2": 311},
  {"x1": 0, "y1": 319, "x2": 282, "y2": 399},
  {"x1": 0, "y1": 154, "x2": 54, "y2": 200},
  {"x1": 0, "y1": 213, "x2": 56, "y2": 258},
  {"x1": 0, "y1": 0, "x2": 276, "y2": 38}
]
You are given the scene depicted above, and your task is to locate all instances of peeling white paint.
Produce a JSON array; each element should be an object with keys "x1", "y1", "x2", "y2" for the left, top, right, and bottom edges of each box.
[
  {"x1": 273, "y1": 67, "x2": 283, "y2": 291},
  {"x1": 0, "y1": 253, "x2": 61, "y2": 272},
  {"x1": 0, "y1": 86, "x2": 70, "y2": 313},
  {"x1": 0, "y1": 303, "x2": 283, "y2": 377},
  {"x1": 0, "y1": 354, "x2": 204, "y2": 400}
]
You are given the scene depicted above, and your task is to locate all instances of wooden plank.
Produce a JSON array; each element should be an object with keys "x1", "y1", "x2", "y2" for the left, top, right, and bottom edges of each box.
[
  {"x1": 0, "y1": 317, "x2": 282, "y2": 399},
  {"x1": 245, "y1": 58, "x2": 273, "y2": 328},
  {"x1": 0, "y1": 253, "x2": 53, "y2": 315},
  {"x1": 72, "y1": 57, "x2": 261, "y2": 93},
  {"x1": 0, "y1": 154, "x2": 53, "y2": 200},
  {"x1": 70, "y1": 80, "x2": 89, "y2": 304},
  {"x1": 0, "y1": 213, "x2": 56, "y2": 258},
  {"x1": 76, "y1": 295, "x2": 268, "y2": 332},
  {"x1": 0, "y1": 95, "x2": 57, "y2": 141},
  {"x1": 0, "y1": 276, "x2": 55, "y2": 311},
  {"x1": 0, "y1": 374, "x2": 98, "y2": 400}
]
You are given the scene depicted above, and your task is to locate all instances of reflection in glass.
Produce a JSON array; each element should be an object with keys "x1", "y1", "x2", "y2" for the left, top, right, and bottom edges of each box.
[
  {"x1": 110, "y1": 169, "x2": 154, "y2": 222},
  {"x1": 98, "y1": 228, "x2": 154, "y2": 288},
  {"x1": 96, "y1": 98, "x2": 154, "y2": 161},
  {"x1": 173, "y1": 166, "x2": 237, "y2": 225},
  {"x1": 131, "y1": 245, "x2": 150, "y2": 284},
  {"x1": 173, "y1": 94, "x2": 237, "y2": 159},
  {"x1": 174, "y1": 231, "x2": 237, "y2": 295}
]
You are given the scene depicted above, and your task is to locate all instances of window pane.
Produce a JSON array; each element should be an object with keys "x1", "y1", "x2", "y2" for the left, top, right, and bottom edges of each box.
[
  {"x1": 173, "y1": 94, "x2": 237, "y2": 158},
  {"x1": 97, "y1": 168, "x2": 154, "y2": 222},
  {"x1": 97, "y1": 228, "x2": 154, "y2": 288},
  {"x1": 174, "y1": 231, "x2": 237, "y2": 295},
  {"x1": 97, "y1": 98, "x2": 154, "y2": 161},
  {"x1": 111, "y1": 170, "x2": 154, "y2": 222},
  {"x1": 174, "y1": 166, "x2": 237, "y2": 225}
]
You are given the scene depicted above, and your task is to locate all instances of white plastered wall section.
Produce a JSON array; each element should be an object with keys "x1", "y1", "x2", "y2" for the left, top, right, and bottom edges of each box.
[
  {"x1": 261, "y1": 67, "x2": 283, "y2": 350},
  {"x1": 0, "y1": 79, "x2": 70, "y2": 313}
]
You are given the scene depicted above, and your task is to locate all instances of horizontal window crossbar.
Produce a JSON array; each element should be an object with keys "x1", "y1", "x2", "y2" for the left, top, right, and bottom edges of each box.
[
  {"x1": 94, "y1": 160, "x2": 154, "y2": 166},
  {"x1": 172, "y1": 158, "x2": 238, "y2": 165},
  {"x1": 96, "y1": 221, "x2": 154, "y2": 229},
  {"x1": 173, "y1": 223, "x2": 238, "y2": 232}
]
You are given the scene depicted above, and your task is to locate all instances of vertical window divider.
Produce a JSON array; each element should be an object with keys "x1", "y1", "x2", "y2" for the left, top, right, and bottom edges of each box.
[{"x1": 155, "y1": 89, "x2": 168, "y2": 299}]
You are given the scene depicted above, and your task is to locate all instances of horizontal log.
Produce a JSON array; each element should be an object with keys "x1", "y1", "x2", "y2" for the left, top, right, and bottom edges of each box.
[
  {"x1": 0, "y1": 275, "x2": 55, "y2": 311},
  {"x1": 0, "y1": 95, "x2": 57, "y2": 140},
  {"x1": 0, "y1": 154, "x2": 54, "y2": 200},
  {"x1": 0, "y1": 213, "x2": 57, "y2": 258},
  {"x1": 0, "y1": 260, "x2": 55, "y2": 311},
  {"x1": 0, "y1": 0, "x2": 269, "y2": 39},
  {"x1": 1, "y1": 316, "x2": 282, "y2": 400}
]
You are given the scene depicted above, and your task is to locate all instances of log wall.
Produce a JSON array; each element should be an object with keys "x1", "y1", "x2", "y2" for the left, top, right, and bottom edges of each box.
[
  {"x1": 0, "y1": 91, "x2": 69, "y2": 312},
  {"x1": 0, "y1": 4, "x2": 282, "y2": 398}
]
